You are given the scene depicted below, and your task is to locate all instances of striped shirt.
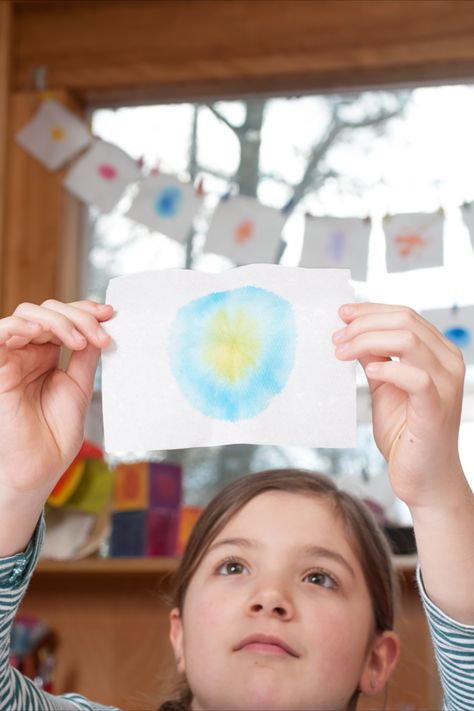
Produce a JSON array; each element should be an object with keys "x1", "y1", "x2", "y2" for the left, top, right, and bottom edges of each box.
[{"x1": 1, "y1": 518, "x2": 474, "y2": 711}]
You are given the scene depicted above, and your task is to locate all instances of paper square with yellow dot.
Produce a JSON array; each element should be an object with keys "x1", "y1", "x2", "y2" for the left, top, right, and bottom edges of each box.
[{"x1": 16, "y1": 99, "x2": 91, "y2": 171}]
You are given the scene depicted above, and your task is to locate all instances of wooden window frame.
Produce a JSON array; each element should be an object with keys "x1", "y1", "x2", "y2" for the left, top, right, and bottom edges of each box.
[{"x1": 3, "y1": 0, "x2": 474, "y2": 313}]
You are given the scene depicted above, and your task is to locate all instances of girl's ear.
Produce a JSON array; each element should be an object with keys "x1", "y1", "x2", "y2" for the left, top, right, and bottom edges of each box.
[
  {"x1": 359, "y1": 630, "x2": 399, "y2": 697},
  {"x1": 169, "y1": 608, "x2": 186, "y2": 674}
]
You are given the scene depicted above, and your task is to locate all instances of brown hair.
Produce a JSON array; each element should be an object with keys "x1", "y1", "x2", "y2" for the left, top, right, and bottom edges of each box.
[{"x1": 160, "y1": 468, "x2": 398, "y2": 710}]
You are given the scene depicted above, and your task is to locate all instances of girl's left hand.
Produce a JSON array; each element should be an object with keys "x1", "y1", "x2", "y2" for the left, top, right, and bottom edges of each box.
[{"x1": 333, "y1": 303, "x2": 466, "y2": 510}]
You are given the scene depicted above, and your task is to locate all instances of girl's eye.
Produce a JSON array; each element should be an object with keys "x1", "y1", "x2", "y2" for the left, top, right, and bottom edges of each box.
[
  {"x1": 303, "y1": 570, "x2": 338, "y2": 589},
  {"x1": 216, "y1": 558, "x2": 249, "y2": 576}
]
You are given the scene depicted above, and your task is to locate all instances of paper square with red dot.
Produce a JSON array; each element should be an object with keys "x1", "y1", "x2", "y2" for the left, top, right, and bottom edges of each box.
[
  {"x1": 126, "y1": 173, "x2": 203, "y2": 242},
  {"x1": 16, "y1": 99, "x2": 92, "y2": 171},
  {"x1": 204, "y1": 195, "x2": 287, "y2": 264},
  {"x1": 64, "y1": 139, "x2": 141, "y2": 212}
]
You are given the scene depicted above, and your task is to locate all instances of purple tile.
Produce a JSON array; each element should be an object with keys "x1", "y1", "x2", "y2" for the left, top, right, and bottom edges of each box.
[{"x1": 148, "y1": 463, "x2": 182, "y2": 510}]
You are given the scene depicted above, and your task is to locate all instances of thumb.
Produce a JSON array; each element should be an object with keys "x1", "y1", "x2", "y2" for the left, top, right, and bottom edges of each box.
[{"x1": 66, "y1": 343, "x2": 101, "y2": 400}]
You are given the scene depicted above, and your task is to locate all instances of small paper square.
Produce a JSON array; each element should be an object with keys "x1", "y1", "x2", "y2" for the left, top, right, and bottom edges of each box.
[
  {"x1": 64, "y1": 140, "x2": 141, "y2": 213},
  {"x1": 204, "y1": 195, "x2": 286, "y2": 264},
  {"x1": 16, "y1": 99, "x2": 91, "y2": 171},
  {"x1": 421, "y1": 305, "x2": 474, "y2": 364},
  {"x1": 384, "y1": 212, "x2": 444, "y2": 273},
  {"x1": 127, "y1": 174, "x2": 202, "y2": 242},
  {"x1": 300, "y1": 216, "x2": 370, "y2": 281}
]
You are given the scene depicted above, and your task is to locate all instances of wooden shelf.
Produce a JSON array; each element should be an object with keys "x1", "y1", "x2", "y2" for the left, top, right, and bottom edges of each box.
[
  {"x1": 36, "y1": 556, "x2": 179, "y2": 574},
  {"x1": 36, "y1": 554, "x2": 416, "y2": 575}
]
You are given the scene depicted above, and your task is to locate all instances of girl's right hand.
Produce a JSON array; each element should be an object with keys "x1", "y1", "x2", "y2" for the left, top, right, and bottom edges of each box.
[{"x1": 0, "y1": 299, "x2": 113, "y2": 498}]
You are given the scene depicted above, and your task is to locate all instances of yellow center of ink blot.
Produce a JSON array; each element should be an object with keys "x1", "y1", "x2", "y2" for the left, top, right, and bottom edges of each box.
[
  {"x1": 50, "y1": 126, "x2": 65, "y2": 141},
  {"x1": 202, "y1": 307, "x2": 262, "y2": 384}
]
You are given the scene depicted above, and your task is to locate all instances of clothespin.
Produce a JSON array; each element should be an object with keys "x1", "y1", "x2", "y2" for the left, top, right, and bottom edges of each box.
[
  {"x1": 33, "y1": 65, "x2": 53, "y2": 101},
  {"x1": 195, "y1": 176, "x2": 205, "y2": 197},
  {"x1": 363, "y1": 214, "x2": 371, "y2": 225},
  {"x1": 451, "y1": 302, "x2": 459, "y2": 317},
  {"x1": 136, "y1": 156, "x2": 145, "y2": 171}
]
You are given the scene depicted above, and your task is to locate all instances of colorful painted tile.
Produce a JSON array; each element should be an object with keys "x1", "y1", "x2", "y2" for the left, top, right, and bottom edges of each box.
[
  {"x1": 146, "y1": 509, "x2": 179, "y2": 557},
  {"x1": 110, "y1": 510, "x2": 146, "y2": 557},
  {"x1": 178, "y1": 506, "x2": 203, "y2": 555},
  {"x1": 113, "y1": 462, "x2": 149, "y2": 511},
  {"x1": 148, "y1": 463, "x2": 182, "y2": 510}
]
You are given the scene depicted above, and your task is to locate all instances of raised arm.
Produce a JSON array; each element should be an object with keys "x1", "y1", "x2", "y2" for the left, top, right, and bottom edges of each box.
[
  {"x1": 0, "y1": 299, "x2": 113, "y2": 557},
  {"x1": 334, "y1": 303, "x2": 474, "y2": 624}
]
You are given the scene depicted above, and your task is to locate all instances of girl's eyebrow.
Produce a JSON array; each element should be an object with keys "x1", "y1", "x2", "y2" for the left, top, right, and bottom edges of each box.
[
  {"x1": 300, "y1": 544, "x2": 356, "y2": 579},
  {"x1": 206, "y1": 537, "x2": 355, "y2": 578},
  {"x1": 207, "y1": 536, "x2": 258, "y2": 554}
]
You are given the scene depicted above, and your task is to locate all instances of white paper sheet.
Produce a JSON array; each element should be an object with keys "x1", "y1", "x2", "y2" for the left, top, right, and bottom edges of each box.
[
  {"x1": 102, "y1": 265, "x2": 356, "y2": 453},
  {"x1": 16, "y1": 99, "x2": 91, "y2": 171},
  {"x1": 127, "y1": 174, "x2": 202, "y2": 243},
  {"x1": 300, "y1": 216, "x2": 370, "y2": 281},
  {"x1": 204, "y1": 196, "x2": 286, "y2": 264},
  {"x1": 383, "y1": 211, "x2": 444, "y2": 273},
  {"x1": 421, "y1": 305, "x2": 474, "y2": 364}
]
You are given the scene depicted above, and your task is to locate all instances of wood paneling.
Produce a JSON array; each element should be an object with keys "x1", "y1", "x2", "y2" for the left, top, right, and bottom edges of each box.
[
  {"x1": 21, "y1": 569, "x2": 178, "y2": 711},
  {"x1": 11, "y1": 0, "x2": 474, "y2": 106},
  {"x1": 0, "y1": 1, "x2": 12, "y2": 312},
  {"x1": 2, "y1": 91, "x2": 83, "y2": 314}
]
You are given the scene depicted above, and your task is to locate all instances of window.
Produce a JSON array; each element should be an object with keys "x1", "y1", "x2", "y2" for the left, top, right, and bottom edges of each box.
[{"x1": 84, "y1": 85, "x2": 474, "y2": 513}]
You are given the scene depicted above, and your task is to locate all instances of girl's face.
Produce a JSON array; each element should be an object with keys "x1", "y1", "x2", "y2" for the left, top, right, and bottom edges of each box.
[{"x1": 170, "y1": 491, "x2": 398, "y2": 711}]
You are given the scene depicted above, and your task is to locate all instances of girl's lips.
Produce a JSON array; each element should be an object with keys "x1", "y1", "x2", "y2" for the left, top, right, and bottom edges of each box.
[{"x1": 234, "y1": 634, "x2": 299, "y2": 658}]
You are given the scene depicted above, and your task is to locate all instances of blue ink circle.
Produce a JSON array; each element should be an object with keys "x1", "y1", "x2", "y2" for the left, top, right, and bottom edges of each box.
[
  {"x1": 155, "y1": 186, "x2": 182, "y2": 218},
  {"x1": 444, "y1": 326, "x2": 471, "y2": 349},
  {"x1": 169, "y1": 286, "x2": 296, "y2": 421}
]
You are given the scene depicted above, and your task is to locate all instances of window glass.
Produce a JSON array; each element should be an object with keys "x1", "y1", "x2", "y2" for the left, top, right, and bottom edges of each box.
[{"x1": 85, "y1": 86, "x2": 474, "y2": 509}]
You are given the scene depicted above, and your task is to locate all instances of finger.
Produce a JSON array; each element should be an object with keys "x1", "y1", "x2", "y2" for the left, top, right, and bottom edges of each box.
[
  {"x1": 333, "y1": 308, "x2": 462, "y2": 373},
  {"x1": 338, "y1": 303, "x2": 460, "y2": 357},
  {"x1": 66, "y1": 343, "x2": 101, "y2": 401},
  {"x1": 0, "y1": 316, "x2": 43, "y2": 345},
  {"x1": 13, "y1": 301, "x2": 111, "y2": 351},
  {"x1": 334, "y1": 330, "x2": 444, "y2": 376},
  {"x1": 364, "y1": 359, "x2": 442, "y2": 420},
  {"x1": 0, "y1": 317, "x2": 43, "y2": 367},
  {"x1": 63, "y1": 299, "x2": 114, "y2": 324},
  {"x1": 40, "y1": 299, "x2": 113, "y2": 348}
]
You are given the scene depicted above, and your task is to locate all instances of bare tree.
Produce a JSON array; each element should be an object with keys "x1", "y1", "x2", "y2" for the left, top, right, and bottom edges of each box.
[{"x1": 185, "y1": 90, "x2": 410, "y2": 267}]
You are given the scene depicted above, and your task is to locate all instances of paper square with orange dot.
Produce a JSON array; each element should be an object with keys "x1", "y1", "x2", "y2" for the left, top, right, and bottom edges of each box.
[{"x1": 205, "y1": 195, "x2": 286, "y2": 264}]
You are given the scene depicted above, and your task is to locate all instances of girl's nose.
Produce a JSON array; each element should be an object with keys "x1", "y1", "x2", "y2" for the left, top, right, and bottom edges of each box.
[{"x1": 248, "y1": 587, "x2": 294, "y2": 620}]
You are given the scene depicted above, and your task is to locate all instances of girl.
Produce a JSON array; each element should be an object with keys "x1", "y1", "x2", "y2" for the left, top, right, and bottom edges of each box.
[{"x1": 0, "y1": 299, "x2": 473, "y2": 710}]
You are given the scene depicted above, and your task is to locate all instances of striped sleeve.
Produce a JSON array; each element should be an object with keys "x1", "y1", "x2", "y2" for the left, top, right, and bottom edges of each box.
[
  {"x1": 417, "y1": 565, "x2": 474, "y2": 711},
  {"x1": 0, "y1": 516, "x2": 119, "y2": 711}
]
